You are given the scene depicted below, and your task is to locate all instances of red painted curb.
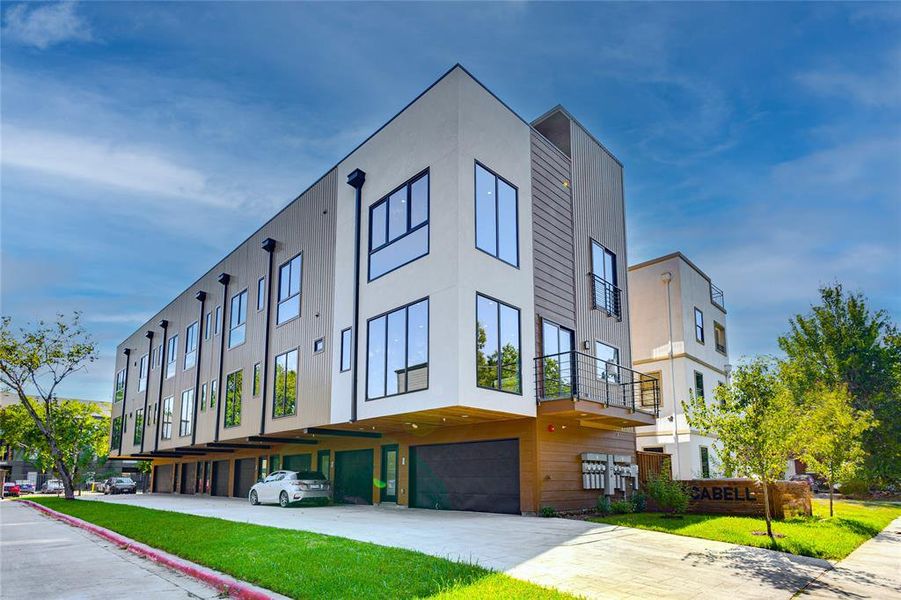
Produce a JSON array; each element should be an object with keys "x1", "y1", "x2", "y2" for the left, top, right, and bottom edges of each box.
[{"x1": 21, "y1": 500, "x2": 274, "y2": 600}]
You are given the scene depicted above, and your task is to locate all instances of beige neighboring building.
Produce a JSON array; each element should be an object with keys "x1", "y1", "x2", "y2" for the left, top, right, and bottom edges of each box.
[{"x1": 628, "y1": 253, "x2": 730, "y2": 480}]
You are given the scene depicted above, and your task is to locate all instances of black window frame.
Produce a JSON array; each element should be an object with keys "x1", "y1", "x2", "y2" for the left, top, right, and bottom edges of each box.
[
  {"x1": 115, "y1": 368, "x2": 126, "y2": 402},
  {"x1": 340, "y1": 327, "x2": 352, "y2": 372},
  {"x1": 228, "y1": 289, "x2": 248, "y2": 349},
  {"x1": 184, "y1": 321, "x2": 198, "y2": 370},
  {"x1": 138, "y1": 355, "x2": 148, "y2": 393},
  {"x1": 595, "y1": 340, "x2": 621, "y2": 383},
  {"x1": 272, "y1": 348, "x2": 299, "y2": 418},
  {"x1": 474, "y1": 161, "x2": 520, "y2": 268},
  {"x1": 165, "y1": 335, "x2": 178, "y2": 379},
  {"x1": 714, "y1": 321, "x2": 727, "y2": 354},
  {"x1": 367, "y1": 168, "x2": 430, "y2": 282},
  {"x1": 179, "y1": 388, "x2": 194, "y2": 437},
  {"x1": 700, "y1": 446, "x2": 711, "y2": 478},
  {"x1": 214, "y1": 306, "x2": 222, "y2": 335},
  {"x1": 694, "y1": 307, "x2": 705, "y2": 344},
  {"x1": 257, "y1": 277, "x2": 266, "y2": 312},
  {"x1": 694, "y1": 370, "x2": 705, "y2": 400},
  {"x1": 224, "y1": 369, "x2": 242, "y2": 428},
  {"x1": 204, "y1": 311, "x2": 212, "y2": 340},
  {"x1": 253, "y1": 362, "x2": 262, "y2": 397},
  {"x1": 133, "y1": 408, "x2": 144, "y2": 445},
  {"x1": 161, "y1": 396, "x2": 173, "y2": 439},
  {"x1": 276, "y1": 253, "x2": 303, "y2": 325},
  {"x1": 475, "y1": 292, "x2": 522, "y2": 395},
  {"x1": 365, "y1": 297, "x2": 430, "y2": 401}
]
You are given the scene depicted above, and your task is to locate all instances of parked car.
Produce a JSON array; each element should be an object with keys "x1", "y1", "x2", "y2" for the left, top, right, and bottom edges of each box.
[
  {"x1": 17, "y1": 482, "x2": 35, "y2": 494},
  {"x1": 3, "y1": 482, "x2": 20, "y2": 497},
  {"x1": 249, "y1": 470, "x2": 331, "y2": 507},
  {"x1": 104, "y1": 477, "x2": 137, "y2": 495},
  {"x1": 41, "y1": 479, "x2": 64, "y2": 494}
]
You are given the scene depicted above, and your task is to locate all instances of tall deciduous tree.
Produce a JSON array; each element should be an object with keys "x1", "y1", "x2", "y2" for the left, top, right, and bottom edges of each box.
[
  {"x1": 684, "y1": 358, "x2": 797, "y2": 541},
  {"x1": 796, "y1": 385, "x2": 875, "y2": 516},
  {"x1": 0, "y1": 314, "x2": 98, "y2": 499},
  {"x1": 779, "y1": 284, "x2": 900, "y2": 486}
]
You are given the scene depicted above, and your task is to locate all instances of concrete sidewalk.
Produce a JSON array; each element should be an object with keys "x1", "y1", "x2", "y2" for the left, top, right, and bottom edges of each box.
[
  {"x1": 89, "y1": 493, "x2": 832, "y2": 600},
  {"x1": 0, "y1": 500, "x2": 222, "y2": 599},
  {"x1": 799, "y1": 515, "x2": 901, "y2": 598}
]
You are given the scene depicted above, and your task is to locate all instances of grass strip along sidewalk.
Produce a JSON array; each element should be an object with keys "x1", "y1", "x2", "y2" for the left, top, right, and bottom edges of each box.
[
  {"x1": 25, "y1": 497, "x2": 576, "y2": 600},
  {"x1": 590, "y1": 498, "x2": 901, "y2": 561}
]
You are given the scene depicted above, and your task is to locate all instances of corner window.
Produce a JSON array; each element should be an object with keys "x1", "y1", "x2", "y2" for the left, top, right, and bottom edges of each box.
[
  {"x1": 228, "y1": 290, "x2": 248, "y2": 348},
  {"x1": 273, "y1": 349, "x2": 298, "y2": 418},
  {"x1": 369, "y1": 170, "x2": 429, "y2": 280},
  {"x1": 133, "y1": 409, "x2": 143, "y2": 445},
  {"x1": 115, "y1": 368, "x2": 127, "y2": 401},
  {"x1": 476, "y1": 294, "x2": 521, "y2": 393},
  {"x1": 161, "y1": 396, "x2": 173, "y2": 439},
  {"x1": 257, "y1": 277, "x2": 266, "y2": 311},
  {"x1": 224, "y1": 370, "x2": 242, "y2": 428},
  {"x1": 595, "y1": 341, "x2": 620, "y2": 383},
  {"x1": 475, "y1": 163, "x2": 518, "y2": 267},
  {"x1": 253, "y1": 362, "x2": 262, "y2": 397},
  {"x1": 367, "y1": 299, "x2": 429, "y2": 399},
  {"x1": 694, "y1": 308, "x2": 705, "y2": 343},
  {"x1": 165, "y1": 335, "x2": 178, "y2": 379},
  {"x1": 714, "y1": 322, "x2": 726, "y2": 354},
  {"x1": 340, "y1": 328, "x2": 352, "y2": 372},
  {"x1": 184, "y1": 321, "x2": 198, "y2": 370},
  {"x1": 138, "y1": 354, "x2": 148, "y2": 392},
  {"x1": 277, "y1": 254, "x2": 302, "y2": 324},
  {"x1": 694, "y1": 370, "x2": 705, "y2": 400},
  {"x1": 179, "y1": 389, "x2": 194, "y2": 437}
]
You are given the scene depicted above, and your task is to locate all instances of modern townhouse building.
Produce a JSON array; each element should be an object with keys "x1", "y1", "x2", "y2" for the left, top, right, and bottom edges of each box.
[
  {"x1": 628, "y1": 253, "x2": 730, "y2": 480},
  {"x1": 108, "y1": 65, "x2": 658, "y2": 515}
]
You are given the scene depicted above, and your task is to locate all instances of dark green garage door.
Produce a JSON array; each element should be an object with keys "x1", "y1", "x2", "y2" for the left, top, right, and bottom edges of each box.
[
  {"x1": 211, "y1": 460, "x2": 229, "y2": 497},
  {"x1": 283, "y1": 453, "x2": 312, "y2": 473},
  {"x1": 411, "y1": 439, "x2": 520, "y2": 514},
  {"x1": 233, "y1": 458, "x2": 256, "y2": 498},
  {"x1": 334, "y1": 449, "x2": 373, "y2": 505}
]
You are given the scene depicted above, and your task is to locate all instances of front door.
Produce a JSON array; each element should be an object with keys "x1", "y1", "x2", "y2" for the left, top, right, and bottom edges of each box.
[{"x1": 380, "y1": 445, "x2": 398, "y2": 503}]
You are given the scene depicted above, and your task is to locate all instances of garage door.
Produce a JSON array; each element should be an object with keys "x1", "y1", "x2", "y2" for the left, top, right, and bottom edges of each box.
[
  {"x1": 211, "y1": 460, "x2": 230, "y2": 497},
  {"x1": 283, "y1": 453, "x2": 312, "y2": 472},
  {"x1": 334, "y1": 449, "x2": 373, "y2": 505},
  {"x1": 411, "y1": 439, "x2": 520, "y2": 514},
  {"x1": 152, "y1": 464, "x2": 174, "y2": 493},
  {"x1": 179, "y1": 463, "x2": 197, "y2": 494},
  {"x1": 233, "y1": 458, "x2": 256, "y2": 498}
]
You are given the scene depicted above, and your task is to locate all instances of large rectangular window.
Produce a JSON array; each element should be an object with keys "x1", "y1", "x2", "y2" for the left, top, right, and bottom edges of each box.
[
  {"x1": 115, "y1": 368, "x2": 126, "y2": 401},
  {"x1": 369, "y1": 170, "x2": 429, "y2": 280},
  {"x1": 229, "y1": 290, "x2": 248, "y2": 348},
  {"x1": 367, "y1": 299, "x2": 429, "y2": 399},
  {"x1": 476, "y1": 294, "x2": 521, "y2": 393},
  {"x1": 184, "y1": 321, "x2": 198, "y2": 370},
  {"x1": 161, "y1": 396, "x2": 173, "y2": 439},
  {"x1": 179, "y1": 389, "x2": 194, "y2": 437},
  {"x1": 694, "y1": 308, "x2": 705, "y2": 343},
  {"x1": 541, "y1": 320, "x2": 574, "y2": 397},
  {"x1": 475, "y1": 163, "x2": 518, "y2": 267},
  {"x1": 340, "y1": 328, "x2": 352, "y2": 372},
  {"x1": 166, "y1": 335, "x2": 178, "y2": 379},
  {"x1": 277, "y1": 254, "x2": 302, "y2": 324},
  {"x1": 133, "y1": 409, "x2": 143, "y2": 445},
  {"x1": 273, "y1": 349, "x2": 298, "y2": 417},
  {"x1": 224, "y1": 370, "x2": 242, "y2": 428},
  {"x1": 591, "y1": 240, "x2": 619, "y2": 316},
  {"x1": 595, "y1": 340, "x2": 620, "y2": 383}
]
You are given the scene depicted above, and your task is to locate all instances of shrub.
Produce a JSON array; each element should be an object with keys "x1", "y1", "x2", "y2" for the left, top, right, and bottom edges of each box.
[
  {"x1": 539, "y1": 505, "x2": 557, "y2": 518},
  {"x1": 838, "y1": 478, "x2": 870, "y2": 497},
  {"x1": 631, "y1": 490, "x2": 648, "y2": 513},
  {"x1": 596, "y1": 496, "x2": 611, "y2": 515},
  {"x1": 610, "y1": 500, "x2": 634, "y2": 514},
  {"x1": 645, "y1": 472, "x2": 690, "y2": 515}
]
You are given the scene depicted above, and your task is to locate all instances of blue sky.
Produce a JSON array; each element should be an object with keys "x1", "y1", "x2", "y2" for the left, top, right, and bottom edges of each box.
[{"x1": 2, "y1": 2, "x2": 899, "y2": 401}]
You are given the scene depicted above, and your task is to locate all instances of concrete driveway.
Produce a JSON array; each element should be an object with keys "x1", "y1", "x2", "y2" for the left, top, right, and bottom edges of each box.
[{"x1": 89, "y1": 494, "x2": 831, "y2": 600}]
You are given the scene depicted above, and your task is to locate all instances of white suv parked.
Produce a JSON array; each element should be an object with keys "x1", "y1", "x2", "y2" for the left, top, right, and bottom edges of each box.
[{"x1": 249, "y1": 470, "x2": 331, "y2": 507}]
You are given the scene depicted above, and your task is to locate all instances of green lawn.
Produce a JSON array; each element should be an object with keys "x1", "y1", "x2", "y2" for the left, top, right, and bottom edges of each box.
[
  {"x1": 590, "y1": 498, "x2": 900, "y2": 560},
  {"x1": 24, "y1": 498, "x2": 576, "y2": 600}
]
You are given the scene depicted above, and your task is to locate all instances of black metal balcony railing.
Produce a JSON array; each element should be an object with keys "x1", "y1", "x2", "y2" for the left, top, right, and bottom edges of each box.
[
  {"x1": 591, "y1": 274, "x2": 622, "y2": 320},
  {"x1": 534, "y1": 351, "x2": 659, "y2": 416},
  {"x1": 710, "y1": 282, "x2": 725, "y2": 311}
]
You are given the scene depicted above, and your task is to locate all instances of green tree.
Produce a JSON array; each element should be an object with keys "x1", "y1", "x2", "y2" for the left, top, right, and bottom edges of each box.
[
  {"x1": 0, "y1": 314, "x2": 98, "y2": 499},
  {"x1": 684, "y1": 357, "x2": 797, "y2": 541},
  {"x1": 779, "y1": 284, "x2": 901, "y2": 486},
  {"x1": 796, "y1": 384, "x2": 875, "y2": 516}
]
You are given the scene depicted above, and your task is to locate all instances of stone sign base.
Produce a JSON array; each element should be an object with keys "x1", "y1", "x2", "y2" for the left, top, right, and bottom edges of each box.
[{"x1": 686, "y1": 479, "x2": 812, "y2": 519}]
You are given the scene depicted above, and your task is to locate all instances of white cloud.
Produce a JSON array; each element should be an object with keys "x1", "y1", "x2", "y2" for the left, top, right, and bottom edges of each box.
[
  {"x1": 1, "y1": 124, "x2": 240, "y2": 208},
  {"x1": 2, "y1": 1, "x2": 92, "y2": 49}
]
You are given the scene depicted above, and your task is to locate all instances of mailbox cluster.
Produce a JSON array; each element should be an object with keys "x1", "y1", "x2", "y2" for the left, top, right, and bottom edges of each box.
[{"x1": 580, "y1": 453, "x2": 639, "y2": 495}]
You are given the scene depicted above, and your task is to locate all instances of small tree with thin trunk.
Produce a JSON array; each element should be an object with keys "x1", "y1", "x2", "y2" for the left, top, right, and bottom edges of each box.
[
  {"x1": 684, "y1": 357, "x2": 797, "y2": 542},
  {"x1": 796, "y1": 384, "x2": 875, "y2": 516},
  {"x1": 0, "y1": 314, "x2": 98, "y2": 500}
]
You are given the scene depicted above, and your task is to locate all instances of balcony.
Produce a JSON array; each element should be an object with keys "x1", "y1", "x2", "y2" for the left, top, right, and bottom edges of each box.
[
  {"x1": 591, "y1": 274, "x2": 622, "y2": 320},
  {"x1": 534, "y1": 351, "x2": 658, "y2": 428},
  {"x1": 710, "y1": 282, "x2": 725, "y2": 311}
]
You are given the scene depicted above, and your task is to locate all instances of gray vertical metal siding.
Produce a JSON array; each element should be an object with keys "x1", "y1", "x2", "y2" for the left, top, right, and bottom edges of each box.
[
  {"x1": 569, "y1": 122, "x2": 633, "y2": 368},
  {"x1": 111, "y1": 169, "x2": 338, "y2": 454},
  {"x1": 530, "y1": 130, "x2": 576, "y2": 336}
]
